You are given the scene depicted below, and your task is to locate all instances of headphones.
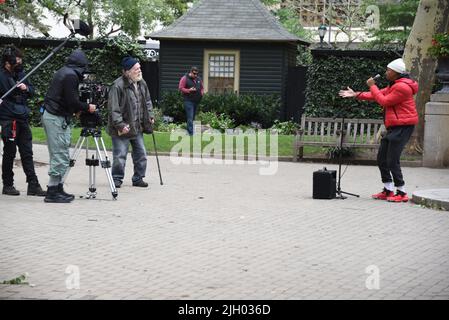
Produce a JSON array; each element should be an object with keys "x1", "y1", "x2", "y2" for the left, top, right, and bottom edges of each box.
[{"x1": 2, "y1": 46, "x2": 17, "y2": 66}]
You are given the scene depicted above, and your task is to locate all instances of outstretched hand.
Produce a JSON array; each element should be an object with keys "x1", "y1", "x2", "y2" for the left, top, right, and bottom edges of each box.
[{"x1": 339, "y1": 87, "x2": 357, "y2": 98}]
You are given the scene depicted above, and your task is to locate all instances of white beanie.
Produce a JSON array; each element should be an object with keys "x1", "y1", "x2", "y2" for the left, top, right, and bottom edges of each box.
[{"x1": 387, "y1": 58, "x2": 407, "y2": 74}]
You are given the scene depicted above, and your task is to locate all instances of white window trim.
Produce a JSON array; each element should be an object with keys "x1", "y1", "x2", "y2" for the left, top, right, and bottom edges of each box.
[{"x1": 203, "y1": 49, "x2": 240, "y2": 94}]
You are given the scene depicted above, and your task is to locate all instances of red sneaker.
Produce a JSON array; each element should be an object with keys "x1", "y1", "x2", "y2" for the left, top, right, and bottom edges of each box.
[
  {"x1": 387, "y1": 191, "x2": 409, "y2": 203},
  {"x1": 372, "y1": 188, "x2": 394, "y2": 200}
]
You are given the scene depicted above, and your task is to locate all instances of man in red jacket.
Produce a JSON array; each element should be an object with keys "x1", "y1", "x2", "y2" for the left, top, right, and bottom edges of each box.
[{"x1": 339, "y1": 58, "x2": 419, "y2": 203}]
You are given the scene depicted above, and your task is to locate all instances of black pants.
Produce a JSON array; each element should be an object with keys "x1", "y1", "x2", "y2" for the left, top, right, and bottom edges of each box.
[
  {"x1": 1, "y1": 119, "x2": 38, "y2": 186},
  {"x1": 377, "y1": 125, "x2": 414, "y2": 187}
]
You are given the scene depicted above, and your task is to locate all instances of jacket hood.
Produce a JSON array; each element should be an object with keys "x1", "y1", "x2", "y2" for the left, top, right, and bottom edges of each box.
[
  {"x1": 66, "y1": 49, "x2": 89, "y2": 68},
  {"x1": 395, "y1": 77, "x2": 418, "y2": 94}
]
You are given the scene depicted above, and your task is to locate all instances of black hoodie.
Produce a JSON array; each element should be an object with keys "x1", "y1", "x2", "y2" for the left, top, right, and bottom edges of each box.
[{"x1": 44, "y1": 49, "x2": 89, "y2": 118}]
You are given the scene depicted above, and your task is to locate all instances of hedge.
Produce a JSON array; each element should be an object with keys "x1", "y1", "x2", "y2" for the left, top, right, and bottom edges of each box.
[
  {"x1": 3, "y1": 36, "x2": 145, "y2": 126},
  {"x1": 158, "y1": 91, "x2": 281, "y2": 129},
  {"x1": 304, "y1": 53, "x2": 399, "y2": 119}
]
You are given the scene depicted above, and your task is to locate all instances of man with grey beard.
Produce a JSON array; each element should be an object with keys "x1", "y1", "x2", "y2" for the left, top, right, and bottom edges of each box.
[{"x1": 107, "y1": 56, "x2": 155, "y2": 188}]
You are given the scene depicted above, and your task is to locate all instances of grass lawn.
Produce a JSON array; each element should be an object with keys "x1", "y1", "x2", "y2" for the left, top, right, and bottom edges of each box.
[
  {"x1": 31, "y1": 127, "x2": 308, "y2": 157},
  {"x1": 31, "y1": 127, "x2": 421, "y2": 161}
]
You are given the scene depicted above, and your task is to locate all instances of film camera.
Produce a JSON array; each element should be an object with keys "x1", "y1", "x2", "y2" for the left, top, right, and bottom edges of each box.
[{"x1": 79, "y1": 72, "x2": 108, "y2": 128}]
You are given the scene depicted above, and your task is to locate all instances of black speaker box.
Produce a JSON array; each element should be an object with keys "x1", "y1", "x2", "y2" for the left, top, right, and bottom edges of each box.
[{"x1": 313, "y1": 168, "x2": 336, "y2": 199}]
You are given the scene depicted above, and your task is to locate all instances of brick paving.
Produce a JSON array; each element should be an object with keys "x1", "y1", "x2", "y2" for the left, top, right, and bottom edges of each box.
[{"x1": 0, "y1": 144, "x2": 449, "y2": 300}]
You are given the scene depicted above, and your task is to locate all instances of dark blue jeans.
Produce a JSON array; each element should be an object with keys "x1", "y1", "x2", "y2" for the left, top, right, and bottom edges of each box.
[
  {"x1": 184, "y1": 99, "x2": 198, "y2": 136},
  {"x1": 377, "y1": 125, "x2": 414, "y2": 187},
  {"x1": 111, "y1": 133, "x2": 147, "y2": 183}
]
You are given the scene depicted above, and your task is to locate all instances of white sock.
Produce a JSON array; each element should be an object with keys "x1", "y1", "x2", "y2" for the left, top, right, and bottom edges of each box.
[
  {"x1": 397, "y1": 185, "x2": 406, "y2": 193},
  {"x1": 384, "y1": 182, "x2": 394, "y2": 191}
]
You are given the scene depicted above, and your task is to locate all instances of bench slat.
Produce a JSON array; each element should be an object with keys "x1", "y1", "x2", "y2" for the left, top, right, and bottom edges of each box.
[{"x1": 293, "y1": 115, "x2": 383, "y2": 161}]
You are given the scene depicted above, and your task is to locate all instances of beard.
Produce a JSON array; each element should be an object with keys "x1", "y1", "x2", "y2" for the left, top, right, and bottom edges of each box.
[{"x1": 128, "y1": 71, "x2": 143, "y2": 83}]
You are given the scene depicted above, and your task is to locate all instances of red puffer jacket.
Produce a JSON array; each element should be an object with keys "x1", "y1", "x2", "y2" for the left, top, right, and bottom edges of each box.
[{"x1": 356, "y1": 77, "x2": 419, "y2": 128}]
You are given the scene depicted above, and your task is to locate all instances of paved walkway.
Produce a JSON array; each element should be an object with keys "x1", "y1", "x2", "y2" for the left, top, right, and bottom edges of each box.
[{"x1": 1, "y1": 144, "x2": 449, "y2": 300}]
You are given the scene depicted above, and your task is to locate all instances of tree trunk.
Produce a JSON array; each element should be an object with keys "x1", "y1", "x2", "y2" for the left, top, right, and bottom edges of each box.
[
  {"x1": 86, "y1": 0, "x2": 95, "y2": 40},
  {"x1": 403, "y1": 0, "x2": 449, "y2": 154}
]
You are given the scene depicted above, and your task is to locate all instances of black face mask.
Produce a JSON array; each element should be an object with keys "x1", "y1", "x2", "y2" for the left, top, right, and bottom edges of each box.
[{"x1": 13, "y1": 63, "x2": 24, "y2": 73}]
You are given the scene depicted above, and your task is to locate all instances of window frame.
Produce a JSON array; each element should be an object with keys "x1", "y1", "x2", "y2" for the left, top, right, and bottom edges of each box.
[{"x1": 203, "y1": 49, "x2": 240, "y2": 94}]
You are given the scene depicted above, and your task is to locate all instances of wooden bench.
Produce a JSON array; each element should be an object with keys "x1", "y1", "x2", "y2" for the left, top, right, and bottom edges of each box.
[{"x1": 293, "y1": 115, "x2": 385, "y2": 161}]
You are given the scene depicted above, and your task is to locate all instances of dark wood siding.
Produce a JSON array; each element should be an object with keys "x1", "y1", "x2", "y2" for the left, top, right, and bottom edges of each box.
[{"x1": 159, "y1": 40, "x2": 296, "y2": 96}]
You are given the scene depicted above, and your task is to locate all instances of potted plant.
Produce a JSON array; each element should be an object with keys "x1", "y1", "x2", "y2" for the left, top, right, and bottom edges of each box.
[{"x1": 428, "y1": 32, "x2": 449, "y2": 93}]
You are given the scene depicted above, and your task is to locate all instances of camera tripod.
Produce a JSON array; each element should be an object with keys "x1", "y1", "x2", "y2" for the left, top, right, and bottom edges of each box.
[
  {"x1": 335, "y1": 117, "x2": 359, "y2": 199},
  {"x1": 62, "y1": 127, "x2": 118, "y2": 200}
]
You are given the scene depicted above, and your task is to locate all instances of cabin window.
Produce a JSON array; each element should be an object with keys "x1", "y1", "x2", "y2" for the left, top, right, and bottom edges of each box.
[{"x1": 203, "y1": 50, "x2": 240, "y2": 94}]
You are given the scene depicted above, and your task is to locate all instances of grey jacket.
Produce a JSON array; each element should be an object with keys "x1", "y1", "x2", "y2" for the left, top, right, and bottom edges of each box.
[{"x1": 107, "y1": 75, "x2": 154, "y2": 138}]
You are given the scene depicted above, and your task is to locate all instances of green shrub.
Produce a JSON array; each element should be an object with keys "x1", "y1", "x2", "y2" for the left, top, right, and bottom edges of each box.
[
  {"x1": 156, "y1": 123, "x2": 183, "y2": 132},
  {"x1": 197, "y1": 111, "x2": 235, "y2": 131},
  {"x1": 326, "y1": 146, "x2": 354, "y2": 159},
  {"x1": 157, "y1": 91, "x2": 281, "y2": 128},
  {"x1": 270, "y1": 120, "x2": 300, "y2": 135},
  {"x1": 157, "y1": 91, "x2": 186, "y2": 123}
]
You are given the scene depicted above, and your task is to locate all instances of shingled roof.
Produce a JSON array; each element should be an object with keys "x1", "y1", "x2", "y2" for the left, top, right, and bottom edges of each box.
[{"x1": 149, "y1": 0, "x2": 309, "y2": 44}]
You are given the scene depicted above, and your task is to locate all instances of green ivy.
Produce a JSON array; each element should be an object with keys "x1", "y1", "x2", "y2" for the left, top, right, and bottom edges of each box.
[
  {"x1": 305, "y1": 54, "x2": 397, "y2": 119},
  {"x1": 6, "y1": 36, "x2": 145, "y2": 126}
]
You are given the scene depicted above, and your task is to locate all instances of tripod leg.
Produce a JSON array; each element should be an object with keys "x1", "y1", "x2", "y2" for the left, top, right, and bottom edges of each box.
[
  {"x1": 94, "y1": 136, "x2": 118, "y2": 200},
  {"x1": 61, "y1": 135, "x2": 86, "y2": 184}
]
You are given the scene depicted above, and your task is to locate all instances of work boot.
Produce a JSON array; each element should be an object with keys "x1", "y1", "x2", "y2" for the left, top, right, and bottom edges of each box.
[
  {"x1": 2, "y1": 185, "x2": 20, "y2": 196},
  {"x1": 44, "y1": 185, "x2": 73, "y2": 203},
  {"x1": 27, "y1": 181, "x2": 47, "y2": 196},
  {"x1": 58, "y1": 183, "x2": 75, "y2": 201}
]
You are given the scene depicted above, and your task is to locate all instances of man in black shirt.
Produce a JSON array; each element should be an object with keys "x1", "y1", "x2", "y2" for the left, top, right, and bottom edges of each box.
[
  {"x1": 42, "y1": 48, "x2": 96, "y2": 203},
  {"x1": 0, "y1": 45, "x2": 46, "y2": 196}
]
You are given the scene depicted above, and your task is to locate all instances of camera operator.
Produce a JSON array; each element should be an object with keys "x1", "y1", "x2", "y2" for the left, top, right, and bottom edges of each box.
[
  {"x1": 0, "y1": 45, "x2": 47, "y2": 197},
  {"x1": 42, "y1": 48, "x2": 96, "y2": 203}
]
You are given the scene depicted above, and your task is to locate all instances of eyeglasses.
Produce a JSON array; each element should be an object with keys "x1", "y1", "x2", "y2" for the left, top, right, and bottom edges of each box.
[{"x1": 192, "y1": 72, "x2": 198, "y2": 76}]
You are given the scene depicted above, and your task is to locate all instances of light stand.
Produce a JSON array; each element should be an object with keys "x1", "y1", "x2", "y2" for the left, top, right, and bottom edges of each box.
[{"x1": 335, "y1": 116, "x2": 359, "y2": 199}]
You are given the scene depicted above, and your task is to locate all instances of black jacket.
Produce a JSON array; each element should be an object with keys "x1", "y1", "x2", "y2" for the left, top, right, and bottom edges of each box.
[
  {"x1": 0, "y1": 67, "x2": 34, "y2": 120},
  {"x1": 44, "y1": 49, "x2": 89, "y2": 118}
]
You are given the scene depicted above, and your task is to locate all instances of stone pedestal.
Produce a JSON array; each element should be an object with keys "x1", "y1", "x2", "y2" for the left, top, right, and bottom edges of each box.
[{"x1": 423, "y1": 93, "x2": 449, "y2": 167}]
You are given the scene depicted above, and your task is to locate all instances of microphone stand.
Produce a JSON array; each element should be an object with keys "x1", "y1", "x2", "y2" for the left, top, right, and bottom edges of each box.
[
  {"x1": 0, "y1": 32, "x2": 76, "y2": 102},
  {"x1": 335, "y1": 116, "x2": 359, "y2": 199}
]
